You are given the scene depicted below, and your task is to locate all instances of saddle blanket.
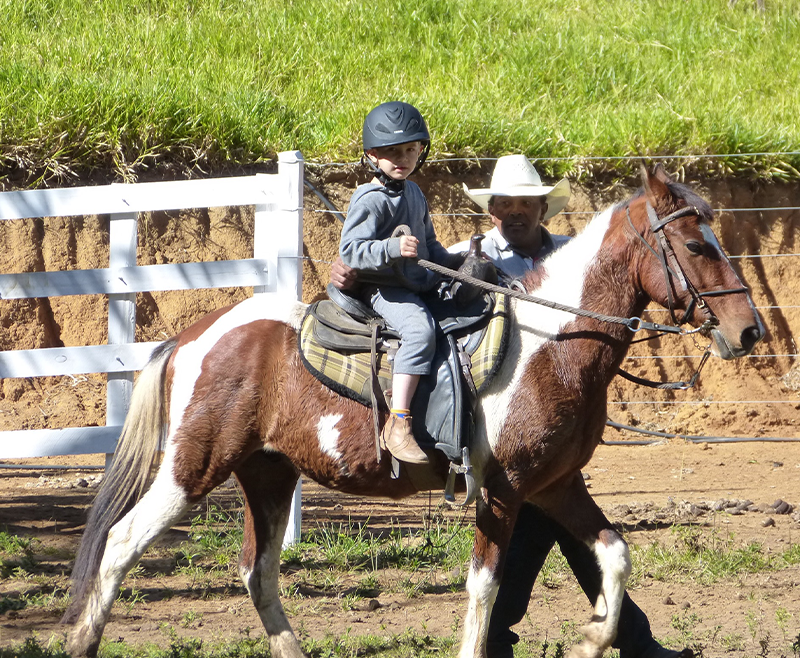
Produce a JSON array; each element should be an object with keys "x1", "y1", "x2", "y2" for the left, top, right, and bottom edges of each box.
[{"x1": 298, "y1": 293, "x2": 509, "y2": 408}]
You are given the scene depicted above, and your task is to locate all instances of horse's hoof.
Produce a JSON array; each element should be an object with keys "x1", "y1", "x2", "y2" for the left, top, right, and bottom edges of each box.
[
  {"x1": 565, "y1": 622, "x2": 614, "y2": 658},
  {"x1": 269, "y1": 631, "x2": 308, "y2": 658},
  {"x1": 566, "y1": 643, "x2": 603, "y2": 658},
  {"x1": 580, "y1": 620, "x2": 614, "y2": 647},
  {"x1": 66, "y1": 627, "x2": 101, "y2": 658}
]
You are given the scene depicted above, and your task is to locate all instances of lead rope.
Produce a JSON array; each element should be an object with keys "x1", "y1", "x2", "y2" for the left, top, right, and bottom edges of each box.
[
  {"x1": 396, "y1": 222, "x2": 688, "y2": 334},
  {"x1": 418, "y1": 256, "x2": 718, "y2": 390}
]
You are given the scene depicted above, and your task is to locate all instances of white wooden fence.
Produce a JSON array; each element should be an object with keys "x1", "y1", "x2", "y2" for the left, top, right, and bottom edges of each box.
[{"x1": 0, "y1": 150, "x2": 305, "y2": 543}]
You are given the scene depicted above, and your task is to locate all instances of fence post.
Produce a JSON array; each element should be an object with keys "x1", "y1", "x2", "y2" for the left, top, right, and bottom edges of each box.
[
  {"x1": 106, "y1": 206, "x2": 138, "y2": 469},
  {"x1": 259, "y1": 151, "x2": 304, "y2": 548},
  {"x1": 276, "y1": 150, "x2": 304, "y2": 300}
]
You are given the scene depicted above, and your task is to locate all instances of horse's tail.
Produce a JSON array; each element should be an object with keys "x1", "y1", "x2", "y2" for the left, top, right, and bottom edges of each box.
[{"x1": 62, "y1": 338, "x2": 177, "y2": 624}]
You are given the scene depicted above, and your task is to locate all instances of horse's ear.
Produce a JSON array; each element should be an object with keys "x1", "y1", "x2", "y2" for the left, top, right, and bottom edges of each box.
[
  {"x1": 641, "y1": 163, "x2": 672, "y2": 205},
  {"x1": 653, "y1": 163, "x2": 673, "y2": 185}
]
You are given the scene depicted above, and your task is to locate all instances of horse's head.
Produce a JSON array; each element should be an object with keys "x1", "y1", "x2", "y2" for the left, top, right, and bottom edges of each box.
[{"x1": 627, "y1": 165, "x2": 764, "y2": 359}]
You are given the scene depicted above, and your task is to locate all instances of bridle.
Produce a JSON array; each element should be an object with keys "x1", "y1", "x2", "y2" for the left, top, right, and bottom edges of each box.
[
  {"x1": 627, "y1": 201, "x2": 750, "y2": 330},
  {"x1": 619, "y1": 200, "x2": 750, "y2": 389}
]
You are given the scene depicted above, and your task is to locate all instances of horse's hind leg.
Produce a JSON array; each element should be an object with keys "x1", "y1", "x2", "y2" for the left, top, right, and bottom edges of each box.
[
  {"x1": 234, "y1": 449, "x2": 303, "y2": 658},
  {"x1": 67, "y1": 462, "x2": 192, "y2": 657},
  {"x1": 539, "y1": 473, "x2": 631, "y2": 658}
]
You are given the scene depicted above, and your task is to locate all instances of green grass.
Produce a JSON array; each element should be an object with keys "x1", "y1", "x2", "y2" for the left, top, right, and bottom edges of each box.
[
  {"x1": 0, "y1": 530, "x2": 32, "y2": 554},
  {"x1": 173, "y1": 509, "x2": 800, "y2": 592},
  {"x1": 177, "y1": 505, "x2": 244, "y2": 574},
  {"x1": 628, "y1": 525, "x2": 800, "y2": 587},
  {"x1": 5, "y1": 516, "x2": 800, "y2": 656},
  {"x1": 0, "y1": 529, "x2": 37, "y2": 579},
  {"x1": 2, "y1": 0, "x2": 799, "y2": 185},
  {"x1": 0, "y1": 631, "x2": 457, "y2": 658},
  {"x1": 280, "y1": 516, "x2": 474, "y2": 574}
]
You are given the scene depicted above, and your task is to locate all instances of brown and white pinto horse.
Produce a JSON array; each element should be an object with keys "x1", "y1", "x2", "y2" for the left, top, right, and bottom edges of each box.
[{"x1": 63, "y1": 167, "x2": 764, "y2": 658}]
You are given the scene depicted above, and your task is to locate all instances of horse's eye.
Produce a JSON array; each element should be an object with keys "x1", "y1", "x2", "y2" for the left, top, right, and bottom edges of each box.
[{"x1": 685, "y1": 241, "x2": 704, "y2": 255}]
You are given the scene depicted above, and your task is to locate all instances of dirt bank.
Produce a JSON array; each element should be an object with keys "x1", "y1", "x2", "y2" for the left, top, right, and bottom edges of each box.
[{"x1": 1, "y1": 165, "x2": 798, "y2": 439}]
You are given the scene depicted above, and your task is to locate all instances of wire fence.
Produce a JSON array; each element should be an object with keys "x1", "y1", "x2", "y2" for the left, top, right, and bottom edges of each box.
[
  {"x1": 3, "y1": 151, "x2": 797, "y2": 468},
  {"x1": 307, "y1": 150, "x2": 800, "y2": 168},
  {"x1": 304, "y1": 152, "x2": 800, "y2": 445}
]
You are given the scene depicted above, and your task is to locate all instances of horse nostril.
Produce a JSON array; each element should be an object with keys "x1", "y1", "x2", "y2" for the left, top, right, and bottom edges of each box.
[{"x1": 740, "y1": 325, "x2": 764, "y2": 354}]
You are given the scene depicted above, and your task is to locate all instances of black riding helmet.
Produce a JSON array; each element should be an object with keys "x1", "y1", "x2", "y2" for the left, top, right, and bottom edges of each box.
[{"x1": 362, "y1": 101, "x2": 431, "y2": 185}]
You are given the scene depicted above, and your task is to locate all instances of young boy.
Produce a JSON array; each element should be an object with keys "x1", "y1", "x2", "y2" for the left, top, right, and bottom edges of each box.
[{"x1": 339, "y1": 101, "x2": 461, "y2": 465}]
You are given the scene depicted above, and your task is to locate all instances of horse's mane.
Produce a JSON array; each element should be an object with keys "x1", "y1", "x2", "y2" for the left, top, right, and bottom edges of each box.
[{"x1": 517, "y1": 177, "x2": 713, "y2": 294}]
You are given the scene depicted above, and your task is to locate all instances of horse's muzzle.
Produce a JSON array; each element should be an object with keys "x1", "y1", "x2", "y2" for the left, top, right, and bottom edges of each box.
[{"x1": 710, "y1": 322, "x2": 764, "y2": 360}]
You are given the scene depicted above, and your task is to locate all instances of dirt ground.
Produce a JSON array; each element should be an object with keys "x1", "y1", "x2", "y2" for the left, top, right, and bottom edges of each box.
[
  {"x1": 1, "y1": 442, "x2": 799, "y2": 656},
  {"x1": 1, "y1": 165, "x2": 799, "y2": 654}
]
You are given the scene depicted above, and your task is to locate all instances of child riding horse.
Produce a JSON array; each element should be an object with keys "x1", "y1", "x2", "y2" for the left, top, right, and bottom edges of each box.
[{"x1": 63, "y1": 166, "x2": 764, "y2": 658}]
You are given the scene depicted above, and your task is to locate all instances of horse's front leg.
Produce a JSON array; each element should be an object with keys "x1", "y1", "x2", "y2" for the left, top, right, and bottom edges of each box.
[
  {"x1": 459, "y1": 490, "x2": 520, "y2": 658},
  {"x1": 540, "y1": 473, "x2": 632, "y2": 658}
]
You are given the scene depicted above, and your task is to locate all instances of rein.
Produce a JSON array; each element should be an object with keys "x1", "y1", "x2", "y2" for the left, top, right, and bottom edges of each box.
[
  {"x1": 397, "y1": 219, "x2": 690, "y2": 334},
  {"x1": 417, "y1": 257, "x2": 701, "y2": 337},
  {"x1": 418, "y1": 256, "x2": 713, "y2": 390}
]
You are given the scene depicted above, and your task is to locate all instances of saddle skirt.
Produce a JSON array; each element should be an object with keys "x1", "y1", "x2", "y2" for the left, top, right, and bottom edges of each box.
[{"x1": 298, "y1": 290, "x2": 510, "y2": 461}]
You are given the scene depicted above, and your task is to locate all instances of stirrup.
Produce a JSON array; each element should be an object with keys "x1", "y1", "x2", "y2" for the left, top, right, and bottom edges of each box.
[{"x1": 444, "y1": 447, "x2": 478, "y2": 507}]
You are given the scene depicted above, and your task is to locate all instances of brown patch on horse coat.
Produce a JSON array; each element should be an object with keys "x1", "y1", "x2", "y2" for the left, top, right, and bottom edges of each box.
[
  {"x1": 490, "y1": 224, "x2": 641, "y2": 505},
  {"x1": 597, "y1": 528, "x2": 619, "y2": 547},
  {"x1": 471, "y1": 496, "x2": 515, "y2": 575},
  {"x1": 170, "y1": 318, "x2": 282, "y2": 500},
  {"x1": 167, "y1": 308, "x2": 451, "y2": 502},
  {"x1": 235, "y1": 450, "x2": 300, "y2": 572},
  {"x1": 273, "y1": 335, "x2": 453, "y2": 497}
]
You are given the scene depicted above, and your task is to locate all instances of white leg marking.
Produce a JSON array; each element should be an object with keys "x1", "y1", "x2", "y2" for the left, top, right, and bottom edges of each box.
[
  {"x1": 317, "y1": 414, "x2": 344, "y2": 461},
  {"x1": 568, "y1": 533, "x2": 631, "y2": 658},
  {"x1": 81, "y1": 453, "x2": 189, "y2": 631},
  {"x1": 459, "y1": 563, "x2": 499, "y2": 658},
  {"x1": 593, "y1": 534, "x2": 631, "y2": 628},
  {"x1": 481, "y1": 208, "x2": 615, "y2": 451},
  {"x1": 240, "y1": 510, "x2": 306, "y2": 658}
]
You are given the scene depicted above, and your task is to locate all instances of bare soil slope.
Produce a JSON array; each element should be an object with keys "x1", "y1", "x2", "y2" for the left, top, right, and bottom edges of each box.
[{"x1": 1, "y1": 166, "x2": 798, "y2": 439}]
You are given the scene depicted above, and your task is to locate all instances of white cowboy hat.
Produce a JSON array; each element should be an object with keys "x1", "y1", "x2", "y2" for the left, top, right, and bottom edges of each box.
[{"x1": 463, "y1": 154, "x2": 571, "y2": 221}]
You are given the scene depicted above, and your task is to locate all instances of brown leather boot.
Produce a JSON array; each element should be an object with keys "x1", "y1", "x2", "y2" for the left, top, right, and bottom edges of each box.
[{"x1": 380, "y1": 414, "x2": 429, "y2": 464}]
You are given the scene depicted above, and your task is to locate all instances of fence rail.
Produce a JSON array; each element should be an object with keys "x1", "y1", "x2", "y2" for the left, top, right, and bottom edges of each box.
[{"x1": 0, "y1": 151, "x2": 304, "y2": 461}]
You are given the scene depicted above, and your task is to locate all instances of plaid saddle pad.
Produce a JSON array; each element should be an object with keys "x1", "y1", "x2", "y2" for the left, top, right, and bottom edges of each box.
[{"x1": 298, "y1": 293, "x2": 509, "y2": 409}]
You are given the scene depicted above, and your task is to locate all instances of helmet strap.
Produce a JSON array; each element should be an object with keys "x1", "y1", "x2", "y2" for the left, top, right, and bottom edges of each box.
[{"x1": 361, "y1": 154, "x2": 406, "y2": 192}]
